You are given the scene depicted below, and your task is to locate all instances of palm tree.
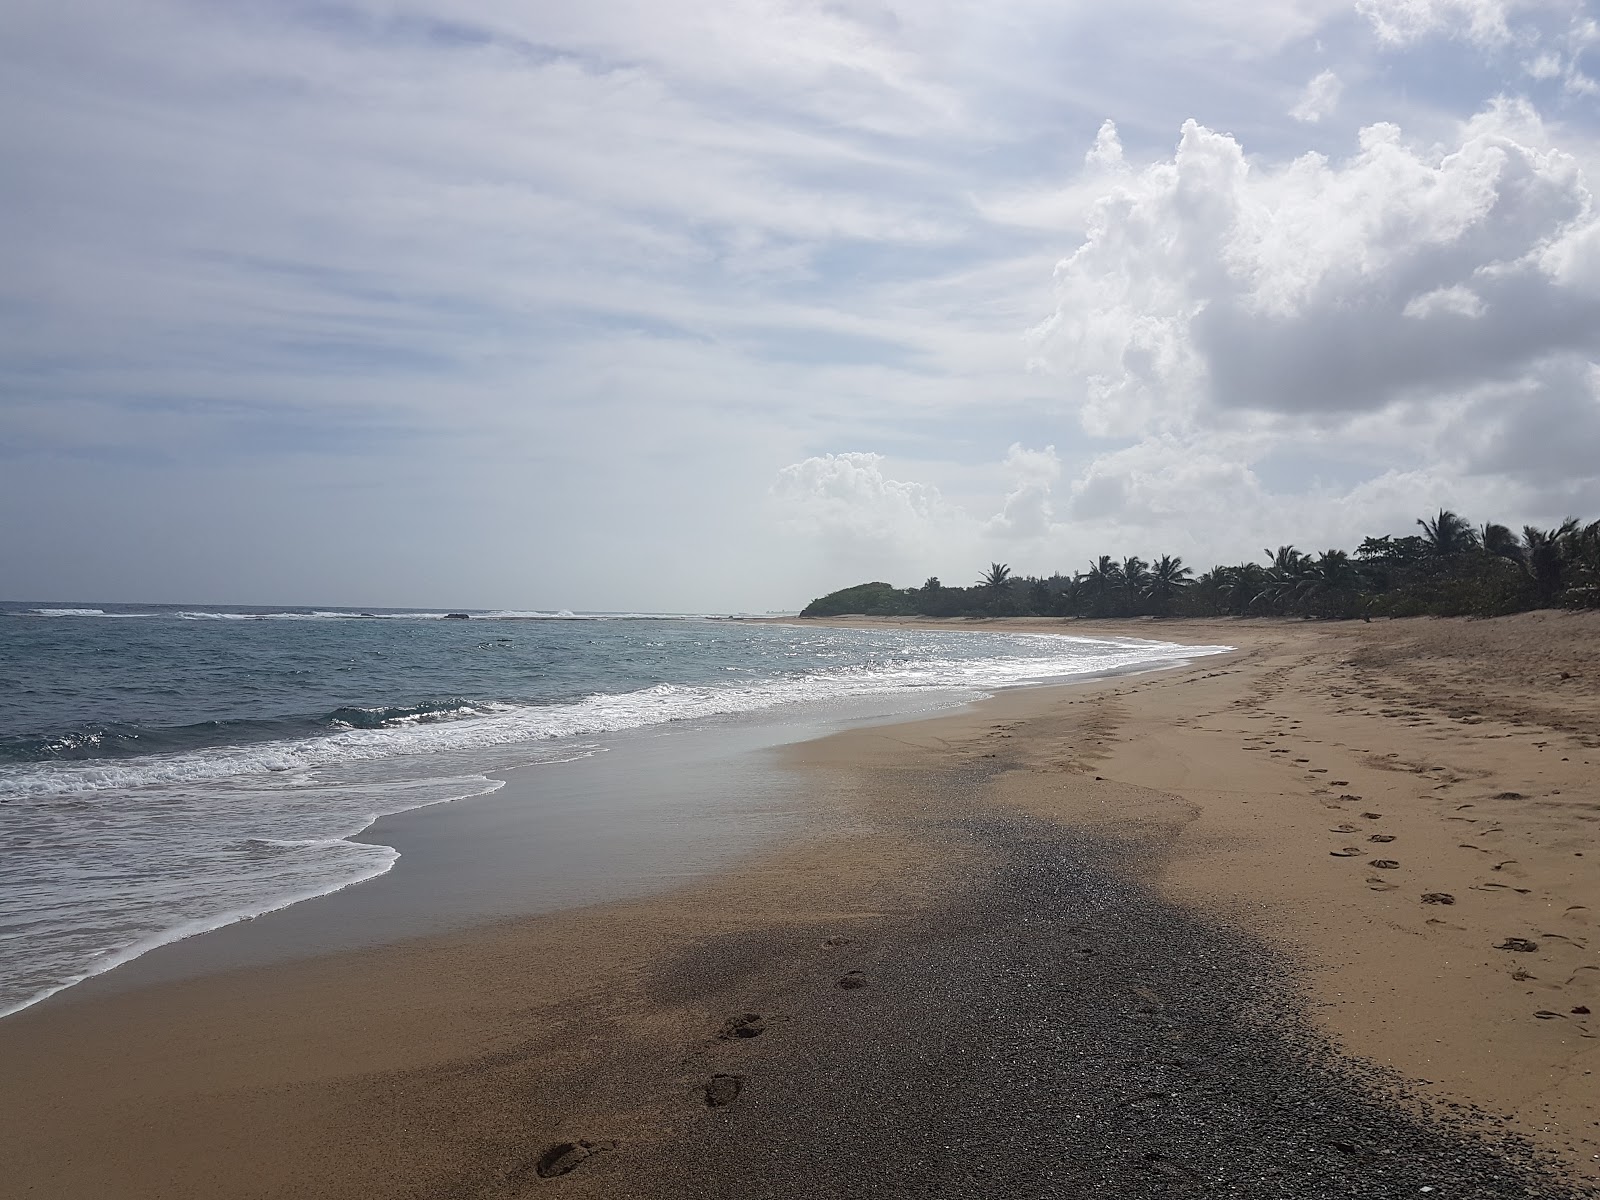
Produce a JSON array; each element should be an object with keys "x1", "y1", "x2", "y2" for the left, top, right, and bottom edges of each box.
[
  {"x1": 1418, "y1": 509, "x2": 1479, "y2": 558},
  {"x1": 1521, "y1": 519, "x2": 1582, "y2": 606},
  {"x1": 1053, "y1": 575, "x2": 1086, "y2": 617},
  {"x1": 979, "y1": 562, "x2": 1012, "y2": 593},
  {"x1": 1120, "y1": 556, "x2": 1150, "y2": 616},
  {"x1": 1082, "y1": 556, "x2": 1123, "y2": 616},
  {"x1": 1028, "y1": 579, "x2": 1050, "y2": 614},
  {"x1": 1196, "y1": 563, "x2": 1269, "y2": 615},
  {"x1": 1146, "y1": 555, "x2": 1193, "y2": 616},
  {"x1": 1480, "y1": 523, "x2": 1522, "y2": 564},
  {"x1": 1301, "y1": 549, "x2": 1364, "y2": 618},
  {"x1": 1255, "y1": 546, "x2": 1310, "y2": 614},
  {"x1": 1566, "y1": 520, "x2": 1600, "y2": 607},
  {"x1": 979, "y1": 563, "x2": 1013, "y2": 614}
]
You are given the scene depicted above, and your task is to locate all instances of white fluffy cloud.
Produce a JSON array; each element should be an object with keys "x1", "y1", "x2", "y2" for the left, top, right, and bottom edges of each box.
[
  {"x1": 1037, "y1": 102, "x2": 1600, "y2": 438},
  {"x1": 1357, "y1": 0, "x2": 1523, "y2": 46},
  {"x1": 985, "y1": 443, "x2": 1062, "y2": 540},
  {"x1": 1015, "y1": 100, "x2": 1600, "y2": 561},
  {"x1": 770, "y1": 452, "x2": 961, "y2": 573},
  {"x1": 774, "y1": 444, "x2": 1086, "y2": 580},
  {"x1": 1290, "y1": 69, "x2": 1343, "y2": 122}
]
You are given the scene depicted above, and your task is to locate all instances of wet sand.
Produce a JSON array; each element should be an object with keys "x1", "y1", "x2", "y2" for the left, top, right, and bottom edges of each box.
[{"x1": 1, "y1": 614, "x2": 1597, "y2": 1197}]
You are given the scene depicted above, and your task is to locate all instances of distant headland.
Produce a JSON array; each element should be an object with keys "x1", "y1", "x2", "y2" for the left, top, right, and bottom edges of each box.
[{"x1": 801, "y1": 509, "x2": 1600, "y2": 620}]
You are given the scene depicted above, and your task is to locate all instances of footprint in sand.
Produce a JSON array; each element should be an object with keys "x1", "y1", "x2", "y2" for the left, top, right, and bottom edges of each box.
[
  {"x1": 531, "y1": 1140, "x2": 617, "y2": 1179},
  {"x1": 1421, "y1": 893, "x2": 1456, "y2": 905},
  {"x1": 1496, "y1": 937, "x2": 1539, "y2": 952},
  {"x1": 1330, "y1": 847, "x2": 1364, "y2": 857},
  {"x1": 1369, "y1": 859, "x2": 1400, "y2": 870},
  {"x1": 836, "y1": 971, "x2": 870, "y2": 990},
  {"x1": 1368, "y1": 834, "x2": 1396, "y2": 843},
  {"x1": 823, "y1": 935, "x2": 854, "y2": 948},
  {"x1": 1360, "y1": 812, "x2": 1382, "y2": 820},
  {"x1": 1366, "y1": 876, "x2": 1400, "y2": 892},
  {"x1": 704, "y1": 1074, "x2": 744, "y2": 1108},
  {"x1": 717, "y1": 1013, "x2": 767, "y2": 1040},
  {"x1": 1331, "y1": 824, "x2": 1359, "y2": 833}
]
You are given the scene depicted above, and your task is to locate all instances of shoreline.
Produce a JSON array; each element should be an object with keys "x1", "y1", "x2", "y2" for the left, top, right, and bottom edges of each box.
[
  {"x1": 2, "y1": 614, "x2": 1596, "y2": 1195},
  {"x1": 3, "y1": 626, "x2": 1218, "y2": 1020}
]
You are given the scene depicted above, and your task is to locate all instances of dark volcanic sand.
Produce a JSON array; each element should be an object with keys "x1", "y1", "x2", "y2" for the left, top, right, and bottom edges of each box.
[{"x1": 560, "y1": 771, "x2": 1593, "y2": 1199}]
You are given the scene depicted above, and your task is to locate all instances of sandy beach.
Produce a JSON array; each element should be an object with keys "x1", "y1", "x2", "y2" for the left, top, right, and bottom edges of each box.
[{"x1": 2, "y1": 613, "x2": 1597, "y2": 1197}]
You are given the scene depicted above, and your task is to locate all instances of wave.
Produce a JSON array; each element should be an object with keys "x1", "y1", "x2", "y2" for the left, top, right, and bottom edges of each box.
[
  {"x1": 1, "y1": 701, "x2": 499, "y2": 765},
  {"x1": 8, "y1": 607, "x2": 708, "y2": 622},
  {"x1": 323, "y1": 699, "x2": 497, "y2": 729},
  {"x1": 0, "y1": 638, "x2": 1228, "y2": 801}
]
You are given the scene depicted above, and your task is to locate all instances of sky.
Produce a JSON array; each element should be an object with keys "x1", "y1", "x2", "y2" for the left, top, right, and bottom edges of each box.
[{"x1": 3, "y1": 0, "x2": 1599, "y2": 612}]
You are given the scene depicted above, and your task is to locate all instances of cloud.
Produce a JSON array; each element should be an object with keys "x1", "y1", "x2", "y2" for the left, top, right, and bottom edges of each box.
[
  {"x1": 1018, "y1": 98, "x2": 1600, "y2": 577},
  {"x1": 4, "y1": 0, "x2": 1600, "y2": 609},
  {"x1": 1356, "y1": 0, "x2": 1523, "y2": 46},
  {"x1": 772, "y1": 442, "x2": 1077, "y2": 582},
  {"x1": 1036, "y1": 102, "x2": 1600, "y2": 442},
  {"x1": 1402, "y1": 283, "x2": 1486, "y2": 318},
  {"x1": 770, "y1": 451, "x2": 963, "y2": 570},
  {"x1": 985, "y1": 442, "x2": 1062, "y2": 539},
  {"x1": 1354, "y1": 0, "x2": 1598, "y2": 94},
  {"x1": 1290, "y1": 69, "x2": 1343, "y2": 122}
]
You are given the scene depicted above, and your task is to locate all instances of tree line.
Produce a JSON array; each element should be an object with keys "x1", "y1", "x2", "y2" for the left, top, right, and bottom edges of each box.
[{"x1": 799, "y1": 510, "x2": 1600, "y2": 620}]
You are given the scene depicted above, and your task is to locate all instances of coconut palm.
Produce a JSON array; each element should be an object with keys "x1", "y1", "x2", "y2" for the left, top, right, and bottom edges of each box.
[
  {"x1": 979, "y1": 562, "x2": 1012, "y2": 593},
  {"x1": 1146, "y1": 555, "x2": 1193, "y2": 616},
  {"x1": 1418, "y1": 509, "x2": 1479, "y2": 557},
  {"x1": 1120, "y1": 556, "x2": 1151, "y2": 615},
  {"x1": 1053, "y1": 575, "x2": 1087, "y2": 617},
  {"x1": 1082, "y1": 556, "x2": 1123, "y2": 616},
  {"x1": 1197, "y1": 563, "x2": 1268, "y2": 615},
  {"x1": 1566, "y1": 520, "x2": 1600, "y2": 607},
  {"x1": 1254, "y1": 546, "x2": 1311, "y2": 614},
  {"x1": 1480, "y1": 523, "x2": 1522, "y2": 564},
  {"x1": 1521, "y1": 519, "x2": 1582, "y2": 606},
  {"x1": 978, "y1": 563, "x2": 1013, "y2": 614},
  {"x1": 1301, "y1": 549, "x2": 1364, "y2": 618}
]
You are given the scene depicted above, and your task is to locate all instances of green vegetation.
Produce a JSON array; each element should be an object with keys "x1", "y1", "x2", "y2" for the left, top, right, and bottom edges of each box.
[
  {"x1": 798, "y1": 509, "x2": 1600, "y2": 620},
  {"x1": 797, "y1": 581, "x2": 918, "y2": 617}
]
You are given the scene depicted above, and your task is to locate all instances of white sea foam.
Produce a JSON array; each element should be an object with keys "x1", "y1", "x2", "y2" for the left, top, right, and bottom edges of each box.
[
  {"x1": 0, "y1": 629, "x2": 1230, "y2": 1019},
  {"x1": 0, "y1": 636, "x2": 1227, "y2": 802},
  {"x1": 30, "y1": 608, "x2": 106, "y2": 617}
]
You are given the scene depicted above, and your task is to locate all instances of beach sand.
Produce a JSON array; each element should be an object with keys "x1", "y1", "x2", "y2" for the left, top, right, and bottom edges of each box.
[{"x1": 1, "y1": 614, "x2": 1597, "y2": 1197}]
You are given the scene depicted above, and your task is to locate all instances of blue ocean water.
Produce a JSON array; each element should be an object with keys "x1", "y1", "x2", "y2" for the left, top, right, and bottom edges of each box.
[{"x1": 0, "y1": 602, "x2": 1229, "y2": 1016}]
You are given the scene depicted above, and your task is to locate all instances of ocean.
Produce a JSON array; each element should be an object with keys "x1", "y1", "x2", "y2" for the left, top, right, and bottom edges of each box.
[{"x1": 0, "y1": 603, "x2": 1229, "y2": 1017}]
